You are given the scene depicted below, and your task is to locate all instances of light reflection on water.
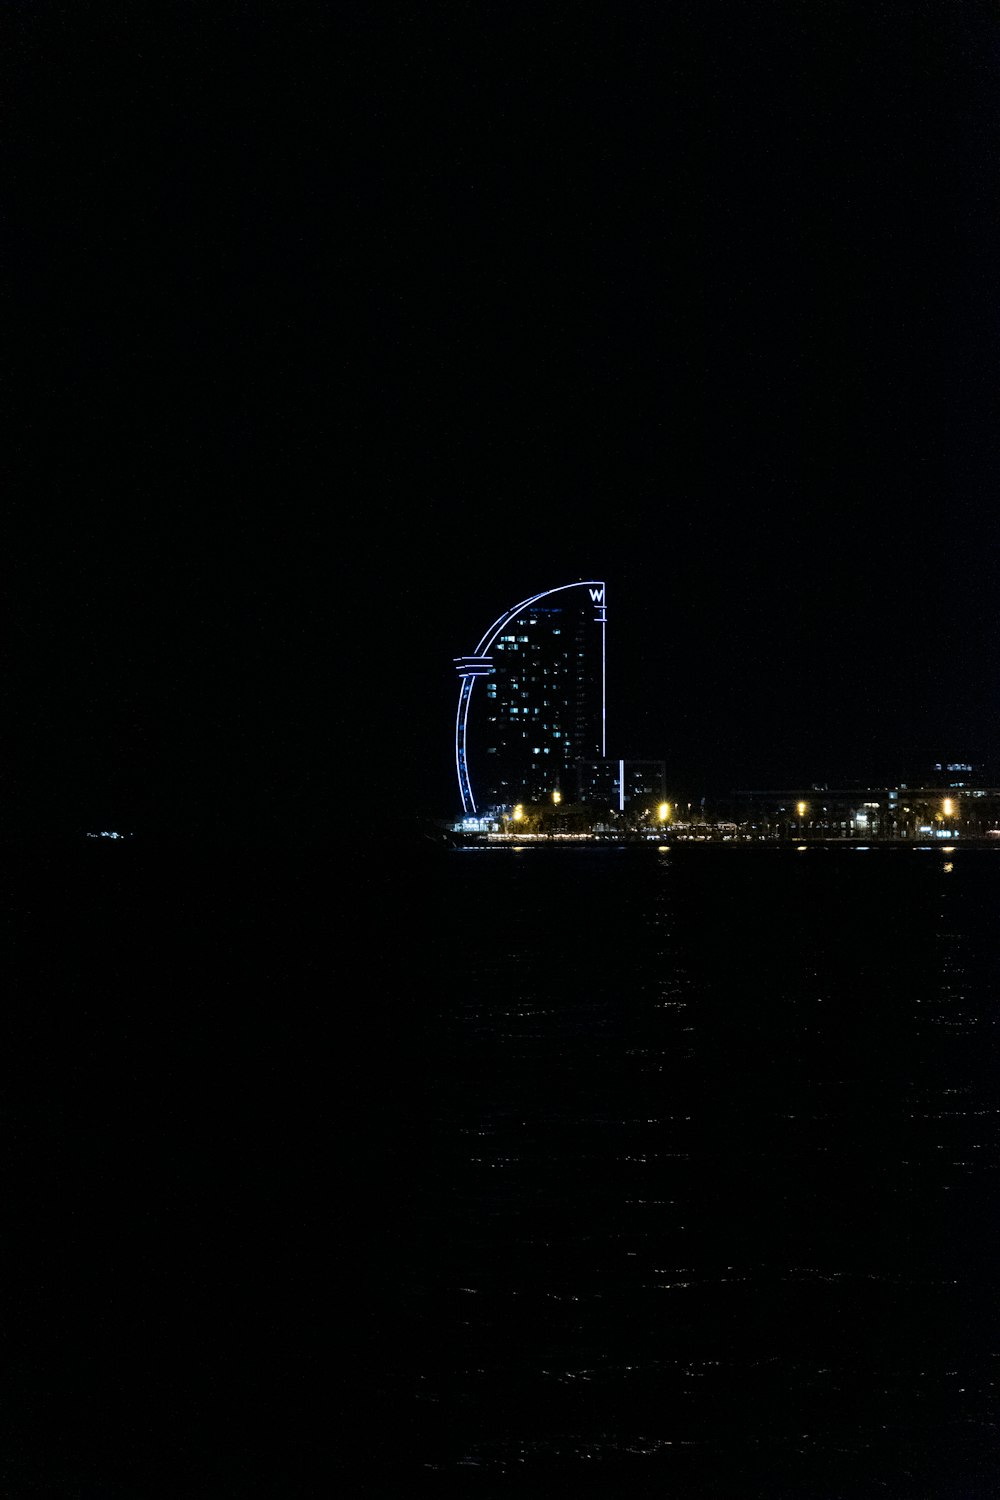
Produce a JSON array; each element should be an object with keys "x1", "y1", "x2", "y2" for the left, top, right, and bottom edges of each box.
[{"x1": 392, "y1": 848, "x2": 1000, "y2": 1493}]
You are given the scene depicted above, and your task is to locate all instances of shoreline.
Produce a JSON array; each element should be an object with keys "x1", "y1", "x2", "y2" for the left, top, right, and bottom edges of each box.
[{"x1": 451, "y1": 834, "x2": 998, "y2": 850}]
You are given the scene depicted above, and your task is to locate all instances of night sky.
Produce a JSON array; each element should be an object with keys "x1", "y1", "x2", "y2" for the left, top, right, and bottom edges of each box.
[{"x1": 7, "y1": 3, "x2": 1000, "y2": 841}]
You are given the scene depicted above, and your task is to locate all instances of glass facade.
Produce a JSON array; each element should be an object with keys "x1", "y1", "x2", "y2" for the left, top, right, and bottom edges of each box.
[{"x1": 454, "y1": 582, "x2": 606, "y2": 815}]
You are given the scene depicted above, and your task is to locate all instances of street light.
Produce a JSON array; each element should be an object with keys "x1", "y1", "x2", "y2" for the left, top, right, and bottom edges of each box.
[
  {"x1": 658, "y1": 802, "x2": 671, "y2": 823},
  {"x1": 512, "y1": 804, "x2": 525, "y2": 822},
  {"x1": 552, "y1": 790, "x2": 562, "y2": 806}
]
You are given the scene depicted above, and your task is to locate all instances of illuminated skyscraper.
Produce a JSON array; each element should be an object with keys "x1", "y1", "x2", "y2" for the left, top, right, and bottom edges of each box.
[{"x1": 454, "y1": 581, "x2": 607, "y2": 815}]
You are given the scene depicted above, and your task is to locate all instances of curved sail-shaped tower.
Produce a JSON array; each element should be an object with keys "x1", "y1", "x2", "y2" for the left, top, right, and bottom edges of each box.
[{"x1": 454, "y1": 581, "x2": 606, "y2": 815}]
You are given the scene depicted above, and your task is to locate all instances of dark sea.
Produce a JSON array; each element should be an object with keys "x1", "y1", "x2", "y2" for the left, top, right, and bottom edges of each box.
[{"x1": 6, "y1": 841, "x2": 1000, "y2": 1496}]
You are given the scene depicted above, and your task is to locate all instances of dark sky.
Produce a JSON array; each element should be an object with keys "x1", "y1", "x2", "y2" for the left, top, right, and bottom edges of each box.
[{"x1": 6, "y1": 2, "x2": 1000, "y2": 839}]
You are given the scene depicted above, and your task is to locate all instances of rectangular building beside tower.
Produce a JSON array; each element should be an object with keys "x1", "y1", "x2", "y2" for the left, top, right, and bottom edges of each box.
[{"x1": 576, "y1": 758, "x2": 667, "y2": 812}]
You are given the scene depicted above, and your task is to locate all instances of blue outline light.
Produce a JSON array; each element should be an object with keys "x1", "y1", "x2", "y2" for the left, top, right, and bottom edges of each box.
[{"x1": 455, "y1": 581, "x2": 606, "y2": 814}]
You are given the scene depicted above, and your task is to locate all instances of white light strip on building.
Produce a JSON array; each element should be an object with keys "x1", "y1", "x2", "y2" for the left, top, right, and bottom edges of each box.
[
  {"x1": 455, "y1": 580, "x2": 606, "y2": 815},
  {"x1": 602, "y1": 610, "x2": 607, "y2": 757}
]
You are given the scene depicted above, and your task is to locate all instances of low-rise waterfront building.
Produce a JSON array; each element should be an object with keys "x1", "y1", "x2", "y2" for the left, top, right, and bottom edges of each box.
[{"x1": 575, "y1": 758, "x2": 667, "y2": 812}]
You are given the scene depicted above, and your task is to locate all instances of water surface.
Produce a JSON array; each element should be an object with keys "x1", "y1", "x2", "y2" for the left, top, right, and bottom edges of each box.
[{"x1": 379, "y1": 845, "x2": 1000, "y2": 1495}]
